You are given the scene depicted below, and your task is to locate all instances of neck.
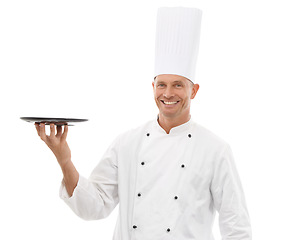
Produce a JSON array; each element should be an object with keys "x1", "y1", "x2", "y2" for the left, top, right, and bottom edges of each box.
[{"x1": 158, "y1": 114, "x2": 191, "y2": 134}]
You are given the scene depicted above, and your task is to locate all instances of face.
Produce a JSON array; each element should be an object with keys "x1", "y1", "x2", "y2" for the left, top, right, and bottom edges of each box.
[{"x1": 152, "y1": 74, "x2": 199, "y2": 120}]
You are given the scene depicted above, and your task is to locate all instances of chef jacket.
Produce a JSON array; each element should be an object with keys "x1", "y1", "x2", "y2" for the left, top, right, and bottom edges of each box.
[{"x1": 60, "y1": 118, "x2": 252, "y2": 240}]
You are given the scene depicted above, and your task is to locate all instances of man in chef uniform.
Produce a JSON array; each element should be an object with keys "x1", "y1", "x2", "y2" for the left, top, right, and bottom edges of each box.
[{"x1": 35, "y1": 7, "x2": 252, "y2": 240}]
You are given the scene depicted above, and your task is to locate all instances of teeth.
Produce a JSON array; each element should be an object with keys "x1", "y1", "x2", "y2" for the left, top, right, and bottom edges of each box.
[{"x1": 163, "y1": 101, "x2": 178, "y2": 105}]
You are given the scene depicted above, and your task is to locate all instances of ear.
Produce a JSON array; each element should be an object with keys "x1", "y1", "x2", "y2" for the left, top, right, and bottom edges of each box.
[
  {"x1": 152, "y1": 81, "x2": 156, "y2": 91},
  {"x1": 191, "y1": 84, "x2": 200, "y2": 99}
]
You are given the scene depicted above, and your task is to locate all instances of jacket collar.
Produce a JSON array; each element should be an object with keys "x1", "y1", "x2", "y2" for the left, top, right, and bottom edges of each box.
[{"x1": 153, "y1": 116, "x2": 194, "y2": 135}]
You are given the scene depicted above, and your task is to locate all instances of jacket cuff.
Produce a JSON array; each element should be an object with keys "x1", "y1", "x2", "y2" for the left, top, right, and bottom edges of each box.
[{"x1": 59, "y1": 174, "x2": 85, "y2": 200}]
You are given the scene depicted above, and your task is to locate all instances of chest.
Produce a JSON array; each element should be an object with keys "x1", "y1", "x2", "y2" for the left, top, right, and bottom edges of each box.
[{"x1": 120, "y1": 133, "x2": 213, "y2": 195}]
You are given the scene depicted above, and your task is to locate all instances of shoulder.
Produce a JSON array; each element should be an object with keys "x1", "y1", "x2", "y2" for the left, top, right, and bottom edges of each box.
[{"x1": 192, "y1": 121, "x2": 230, "y2": 153}]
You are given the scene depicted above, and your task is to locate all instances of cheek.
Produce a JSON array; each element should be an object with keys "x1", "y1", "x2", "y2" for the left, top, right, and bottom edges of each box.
[
  {"x1": 179, "y1": 91, "x2": 192, "y2": 107},
  {"x1": 187, "y1": 89, "x2": 193, "y2": 99},
  {"x1": 180, "y1": 90, "x2": 191, "y2": 100},
  {"x1": 154, "y1": 90, "x2": 162, "y2": 99}
]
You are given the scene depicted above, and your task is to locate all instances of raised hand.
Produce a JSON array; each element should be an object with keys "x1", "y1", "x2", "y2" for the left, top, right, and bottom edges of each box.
[
  {"x1": 35, "y1": 123, "x2": 71, "y2": 168},
  {"x1": 35, "y1": 123, "x2": 78, "y2": 196}
]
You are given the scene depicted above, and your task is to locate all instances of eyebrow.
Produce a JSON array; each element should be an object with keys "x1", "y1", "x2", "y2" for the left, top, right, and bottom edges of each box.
[
  {"x1": 173, "y1": 80, "x2": 184, "y2": 84},
  {"x1": 156, "y1": 80, "x2": 184, "y2": 84}
]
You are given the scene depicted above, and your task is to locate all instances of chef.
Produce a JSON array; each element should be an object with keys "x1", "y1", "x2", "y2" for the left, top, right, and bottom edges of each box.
[{"x1": 35, "y1": 7, "x2": 252, "y2": 240}]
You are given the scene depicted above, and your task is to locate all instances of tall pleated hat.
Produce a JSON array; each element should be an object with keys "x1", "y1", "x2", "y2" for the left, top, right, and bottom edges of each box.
[{"x1": 154, "y1": 7, "x2": 202, "y2": 83}]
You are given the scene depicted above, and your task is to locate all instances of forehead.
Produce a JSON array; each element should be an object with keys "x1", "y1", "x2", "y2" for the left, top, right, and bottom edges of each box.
[{"x1": 155, "y1": 74, "x2": 190, "y2": 83}]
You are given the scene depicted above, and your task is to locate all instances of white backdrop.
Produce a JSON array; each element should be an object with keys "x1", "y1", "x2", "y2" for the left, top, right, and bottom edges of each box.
[{"x1": 1, "y1": 0, "x2": 298, "y2": 239}]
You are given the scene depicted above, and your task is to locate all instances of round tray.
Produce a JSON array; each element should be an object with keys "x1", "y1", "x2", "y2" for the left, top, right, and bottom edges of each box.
[{"x1": 20, "y1": 117, "x2": 88, "y2": 126}]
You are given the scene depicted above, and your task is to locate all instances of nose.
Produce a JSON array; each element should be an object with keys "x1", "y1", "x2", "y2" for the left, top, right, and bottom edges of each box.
[{"x1": 163, "y1": 86, "x2": 175, "y2": 99}]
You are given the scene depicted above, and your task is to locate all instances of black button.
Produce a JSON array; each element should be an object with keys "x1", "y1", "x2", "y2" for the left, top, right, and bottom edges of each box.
[
  {"x1": 167, "y1": 228, "x2": 171, "y2": 232},
  {"x1": 146, "y1": 133, "x2": 150, "y2": 136},
  {"x1": 174, "y1": 196, "x2": 178, "y2": 200},
  {"x1": 188, "y1": 134, "x2": 192, "y2": 138},
  {"x1": 141, "y1": 162, "x2": 145, "y2": 165},
  {"x1": 181, "y1": 164, "x2": 185, "y2": 168},
  {"x1": 138, "y1": 193, "x2": 141, "y2": 197},
  {"x1": 133, "y1": 225, "x2": 137, "y2": 229}
]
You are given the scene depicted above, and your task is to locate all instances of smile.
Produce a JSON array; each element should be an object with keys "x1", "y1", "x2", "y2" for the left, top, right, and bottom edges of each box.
[{"x1": 161, "y1": 100, "x2": 179, "y2": 105}]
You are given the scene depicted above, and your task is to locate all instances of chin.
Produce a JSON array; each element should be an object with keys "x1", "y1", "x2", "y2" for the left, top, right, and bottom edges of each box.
[{"x1": 160, "y1": 111, "x2": 180, "y2": 119}]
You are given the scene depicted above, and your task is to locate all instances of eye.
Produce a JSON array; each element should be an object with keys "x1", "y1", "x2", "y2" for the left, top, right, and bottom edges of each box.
[
  {"x1": 157, "y1": 84, "x2": 165, "y2": 88},
  {"x1": 175, "y1": 84, "x2": 182, "y2": 88}
]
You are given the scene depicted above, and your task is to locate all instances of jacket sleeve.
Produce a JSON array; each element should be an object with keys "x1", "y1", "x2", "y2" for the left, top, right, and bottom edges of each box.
[
  {"x1": 59, "y1": 136, "x2": 120, "y2": 220},
  {"x1": 210, "y1": 144, "x2": 252, "y2": 240}
]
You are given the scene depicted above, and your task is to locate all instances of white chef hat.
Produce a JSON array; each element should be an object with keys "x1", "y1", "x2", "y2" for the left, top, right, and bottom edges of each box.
[{"x1": 154, "y1": 7, "x2": 202, "y2": 83}]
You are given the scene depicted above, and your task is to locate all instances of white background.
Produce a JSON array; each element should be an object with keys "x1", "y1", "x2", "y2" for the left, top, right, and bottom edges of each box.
[{"x1": 1, "y1": 0, "x2": 298, "y2": 239}]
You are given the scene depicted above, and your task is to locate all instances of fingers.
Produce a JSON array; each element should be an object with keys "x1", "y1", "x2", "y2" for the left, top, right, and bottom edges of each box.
[
  {"x1": 39, "y1": 123, "x2": 47, "y2": 141},
  {"x1": 35, "y1": 123, "x2": 40, "y2": 137},
  {"x1": 56, "y1": 125, "x2": 62, "y2": 137},
  {"x1": 35, "y1": 123, "x2": 68, "y2": 142},
  {"x1": 61, "y1": 124, "x2": 68, "y2": 141},
  {"x1": 50, "y1": 123, "x2": 55, "y2": 138}
]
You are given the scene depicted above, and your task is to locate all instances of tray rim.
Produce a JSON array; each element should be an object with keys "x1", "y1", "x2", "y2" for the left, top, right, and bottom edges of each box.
[{"x1": 20, "y1": 117, "x2": 88, "y2": 125}]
